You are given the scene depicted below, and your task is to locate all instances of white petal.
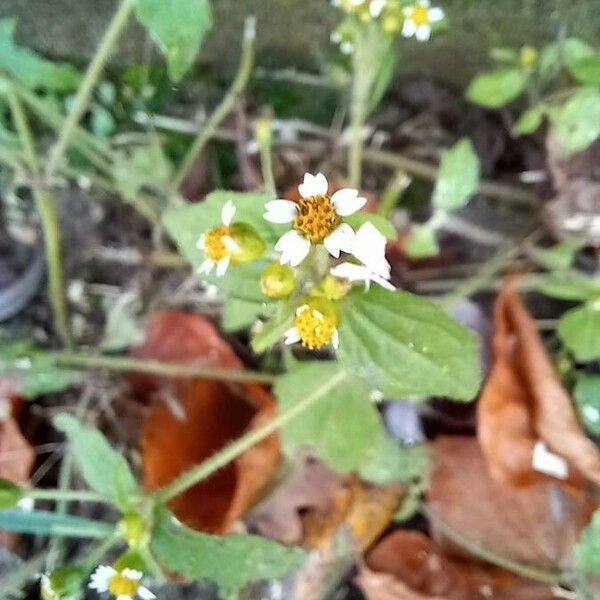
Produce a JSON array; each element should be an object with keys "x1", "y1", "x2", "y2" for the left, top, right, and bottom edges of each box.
[
  {"x1": 371, "y1": 273, "x2": 395, "y2": 290},
  {"x1": 532, "y1": 441, "x2": 568, "y2": 479},
  {"x1": 324, "y1": 224, "x2": 356, "y2": 258},
  {"x1": 116, "y1": 595, "x2": 132, "y2": 600},
  {"x1": 284, "y1": 327, "x2": 301, "y2": 345},
  {"x1": 331, "y1": 329, "x2": 340, "y2": 350},
  {"x1": 419, "y1": 0, "x2": 431, "y2": 6},
  {"x1": 196, "y1": 233, "x2": 206, "y2": 249},
  {"x1": 340, "y1": 41, "x2": 354, "y2": 55},
  {"x1": 263, "y1": 200, "x2": 298, "y2": 223},
  {"x1": 428, "y1": 6, "x2": 444, "y2": 21},
  {"x1": 121, "y1": 569, "x2": 143, "y2": 581},
  {"x1": 331, "y1": 188, "x2": 367, "y2": 216},
  {"x1": 138, "y1": 586, "x2": 157, "y2": 600},
  {"x1": 197, "y1": 259, "x2": 214, "y2": 275},
  {"x1": 221, "y1": 200, "x2": 236, "y2": 226},
  {"x1": 89, "y1": 566, "x2": 115, "y2": 592},
  {"x1": 331, "y1": 262, "x2": 371, "y2": 281},
  {"x1": 222, "y1": 235, "x2": 240, "y2": 253},
  {"x1": 369, "y1": 0, "x2": 386, "y2": 17},
  {"x1": 402, "y1": 6, "x2": 412, "y2": 16},
  {"x1": 352, "y1": 222, "x2": 390, "y2": 276},
  {"x1": 216, "y1": 255, "x2": 231, "y2": 277},
  {"x1": 402, "y1": 19, "x2": 417, "y2": 37},
  {"x1": 275, "y1": 230, "x2": 311, "y2": 267},
  {"x1": 416, "y1": 24, "x2": 432, "y2": 41},
  {"x1": 298, "y1": 172, "x2": 328, "y2": 198}
]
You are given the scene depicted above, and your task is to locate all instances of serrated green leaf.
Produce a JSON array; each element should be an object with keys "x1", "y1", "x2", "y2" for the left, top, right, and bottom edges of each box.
[
  {"x1": 134, "y1": 0, "x2": 213, "y2": 82},
  {"x1": 558, "y1": 305, "x2": 600, "y2": 362},
  {"x1": 466, "y1": 68, "x2": 527, "y2": 108},
  {"x1": 344, "y1": 213, "x2": 397, "y2": 241},
  {"x1": 151, "y1": 508, "x2": 305, "y2": 597},
  {"x1": 0, "y1": 19, "x2": 80, "y2": 91},
  {"x1": 222, "y1": 297, "x2": 266, "y2": 332},
  {"x1": 53, "y1": 414, "x2": 138, "y2": 508},
  {"x1": 574, "y1": 374, "x2": 600, "y2": 436},
  {"x1": 338, "y1": 287, "x2": 481, "y2": 401},
  {"x1": 405, "y1": 224, "x2": 439, "y2": 258},
  {"x1": 432, "y1": 138, "x2": 480, "y2": 210},
  {"x1": 550, "y1": 87, "x2": 600, "y2": 155},
  {"x1": 0, "y1": 509, "x2": 112, "y2": 538},
  {"x1": 514, "y1": 105, "x2": 546, "y2": 135},
  {"x1": 576, "y1": 509, "x2": 600, "y2": 573},
  {"x1": 274, "y1": 362, "x2": 382, "y2": 471}
]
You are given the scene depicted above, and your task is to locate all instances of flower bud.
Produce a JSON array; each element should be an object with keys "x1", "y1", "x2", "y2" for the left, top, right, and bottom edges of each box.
[
  {"x1": 118, "y1": 511, "x2": 150, "y2": 550},
  {"x1": 382, "y1": 4, "x2": 403, "y2": 33},
  {"x1": 261, "y1": 264, "x2": 296, "y2": 299},
  {"x1": 114, "y1": 550, "x2": 147, "y2": 573},
  {"x1": 0, "y1": 478, "x2": 22, "y2": 509},
  {"x1": 41, "y1": 566, "x2": 84, "y2": 600},
  {"x1": 229, "y1": 223, "x2": 266, "y2": 264},
  {"x1": 309, "y1": 275, "x2": 350, "y2": 301}
]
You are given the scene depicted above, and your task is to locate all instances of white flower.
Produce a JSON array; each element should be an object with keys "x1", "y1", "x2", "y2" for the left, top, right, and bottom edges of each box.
[
  {"x1": 402, "y1": 0, "x2": 444, "y2": 42},
  {"x1": 89, "y1": 566, "x2": 155, "y2": 600},
  {"x1": 331, "y1": 262, "x2": 394, "y2": 291},
  {"x1": 350, "y1": 222, "x2": 392, "y2": 279},
  {"x1": 369, "y1": 0, "x2": 387, "y2": 17},
  {"x1": 196, "y1": 200, "x2": 240, "y2": 277},
  {"x1": 284, "y1": 303, "x2": 340, "y2": 351},
  {"x1": 264, "y1": 173, "x2": 366, "y2": 267}
]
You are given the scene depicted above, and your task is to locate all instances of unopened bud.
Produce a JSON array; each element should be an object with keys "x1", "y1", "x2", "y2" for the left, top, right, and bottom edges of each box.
[
  {"x1": 261, "y1": 264, "x2": 295, "y2": 299},
  {"x1": 118, "y1": 511, "x2": 150, "y2": 550},
  {"x1": 309, "y1": 275, "x2": 350, "y2": 301},
  {"x1": 230, "y1": 223, "x2": 266, "y2": 264}
]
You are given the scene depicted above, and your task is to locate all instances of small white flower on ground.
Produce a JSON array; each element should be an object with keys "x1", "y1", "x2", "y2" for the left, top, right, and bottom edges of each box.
[
  {"x1": 284, "y1": 302, "x2": 340, "y2": 351},
  {"x1": 89, "y1": 565, "x2": 155, "y2": 600},
  {"x1": 532, "y1": 441, "x2": 568, "y2": 480},
  {"x1": 196, "y1": 200, "x2": 240, "y2": 277},
  {"x1": 350, "y1": 222, "x2": 392, "y2": 280},
  {"x1": 264, "y1": 173, "x2": 366, "y2": 266},
  {"x1": 331, "y1": 262, "x2": 395, "y2": 291},
  {"x1": 402, "y1": 0, "x2": 444, "y2": 41}
]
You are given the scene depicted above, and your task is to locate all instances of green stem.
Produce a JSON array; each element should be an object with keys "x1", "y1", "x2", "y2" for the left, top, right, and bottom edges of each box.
[
  {"x1": 45, "y1": 0, "x2": 135, "y2": 178},
  {"x1": 6, "y1": 86, "x2": 39, "y2": 175},
  {"x1": 377, "y1": 170, "x2": 410, "y2": 217},
  {"x1": 53, "y1": 351, "x2": 276, "y2": 384},
  {"x1": 155, "y1": 368, "x2": 348, "y2": 503},
  {"x1": 256, "y1": 118, "x2": 277, "y2": 198},
  {"x1": 28, "y1": 488, "x2": 110, "y2": 503},
  {"x1": 171, "y1": 17, "x2": 256, "y2": 192},
  {"x1": 82, "y1": 532, "x2": 121, "y2": 571}
]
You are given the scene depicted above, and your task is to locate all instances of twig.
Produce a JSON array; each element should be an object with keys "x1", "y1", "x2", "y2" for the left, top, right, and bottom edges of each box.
[{"x1": 171, "y1": 17, "x2": 256, "y2": 192}]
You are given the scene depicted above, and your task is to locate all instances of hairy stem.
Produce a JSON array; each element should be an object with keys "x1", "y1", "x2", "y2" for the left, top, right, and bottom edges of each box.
[
  {"x1": 45, "y1": 0, "x2": 135, "y2": 178},
  {"x1": 27, "y1": 488, "x2": 110, "y2": 503},
  {"x1": 256, "y1": 117, "x2": 277, "y2": 198},
  {"x1": 154, "y1": 368, "x2": 348, "y2": 503},
  {"x1": 171, "y1": 17, "x2": 256, "y2": 192}
]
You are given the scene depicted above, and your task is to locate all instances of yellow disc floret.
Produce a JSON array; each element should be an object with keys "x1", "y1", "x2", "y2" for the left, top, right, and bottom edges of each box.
[
  {"x1": 203, "y1": 225, "x2": 233, "y2": 262},
  {"x1": 293, "y1": 196, "x2": 339, "y2": 244},
  {"x1": 294, "y1": 299, "x2": 338, "y2": 350},
  {"x1": 410, "y1": 5, "x2": 430, "y2": 25},
  {"x1": 108, "y1": 572, "x2": 139, "y2": 597}
]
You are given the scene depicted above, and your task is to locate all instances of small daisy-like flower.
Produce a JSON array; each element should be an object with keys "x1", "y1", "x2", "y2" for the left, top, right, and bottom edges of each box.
[
  {"x1": 401, "y1": 0, "x2": 444, "y2": 42},
  {"x1": 284, "y1": 298, "x2": 340, "y2": 351},
  {"x1": 330, "y1": 262, "x2": 395, "y2": 291},
  {"x1": 89, "y1": 566, "x2": 155, "y2": 600},
  {"x1": 264, "y1": 173, "x2": 367, "y2": 267},
  {"x1": 196, "y1": 200, "x2": 240, "y2": 277},
  {"x1": 350, "y1": 222, "x2": 392, "y2": 279}
]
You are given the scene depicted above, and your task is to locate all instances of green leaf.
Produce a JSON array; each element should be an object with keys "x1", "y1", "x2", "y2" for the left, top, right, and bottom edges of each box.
[
  {"x1": 489, "y1": 47, "x2": 519, "y2": 64},
  {"x1": 251, "y1": 301, "x2": 294, "y2": 353},
  {"x1": 533, "y1": 273, "x2": 600, "y2": 301},
  {"x1": 550, "y1": 87, "x2": 600, "y2": 155},
  {"x1": 151, "y1": 508, "x2": 305, "y2": 597},
  {"x1": 367, "y1": 39, "x2": 396, "y2": 115},
  {"x1": 525, "y1": 238, "x2": 586, "y2": 271},
  {"x1": 338, "y1": 287, "x2": 481, "y2": 401},
  {"x1": 405, "y1": 224, "x2": 439, "y2": 258},
  {"x1": 344, "y1": 213, "x2": 397, "y2": 241},
  {"x1": 568, "y1": 55, "x2": 600, "y2": 85},
  {"x1": 359, "y1": 438, "x2": 429, "y2": 485},
  {"x1": 514, "y1": 105, "x2": 546, "y2": 135},
  {"x1": 432, "y1": 138, "x2": 480, "y2": 210},
  {"x1": 558, "y1": 305, "x2": 600, "y2": 362},
  {"x1": 53, "y1": 414, "x2": 138, "y2": 508},
  {"x1": 0, "y1": 509, "x2": 112, "y2": 538},
  {"x1": 134, "y1": 0, "x2": 213, "y2": 82},
  {"x1": 274, "y1": 362, "x2": 382, "y2": 471},
  {"x1": 0, "y1": 19, "x2": 80, "y2": 91},
  {"x1": 466, "y1": 68, "x2": 527, "y2": 108},
  {"x1": 574, "y1": 374, "x2": 600, "y2": 436},
  {"x1": 0, "y1": 342, "x2": 80, "y2": 399},
  {"x1": 561, "y1": 38, "x2": 596, "y2": 68},
  {"x1": 222, "y1": 297, "x2": 266, "y2": 332},
  {"x1": 576, "y1": 509, "x2": 600, "y2": 573}
]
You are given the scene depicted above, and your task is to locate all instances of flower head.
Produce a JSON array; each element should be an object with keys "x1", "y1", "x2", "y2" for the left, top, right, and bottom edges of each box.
[
  {"x1": 264, "y1": 173, "x2": 366, "y2": 266},
  {"x1": 89, "y1": 566, "x2": 155, "y2": 600},
  {"x1": 401, "y1": 0, "x2": 444, "y2": 41},
  {"x1": 284, "y1": 297, "x2": 340, "y2": 351}
]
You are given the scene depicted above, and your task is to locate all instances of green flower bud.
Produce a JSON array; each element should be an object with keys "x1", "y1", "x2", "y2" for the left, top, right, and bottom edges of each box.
[
  {"x1": 41, "y1": 566, "x2": 84, "y2": 600},
  {"x1": 0, "y1": 478, "x2": 23, "y2": 508},
  {"x1": 261, "y1": 264, "x2": 296, "y2": 299},
  {"x1": 230, "y1": 223, "x2": 266, "y2": 264},
  {"x1": 309, "y1": 275, "x2": 351, "y2": 301},
  {"x1": 114, "y1": 550, "x2": 147, "y2": 573},
  {"x1": 118, "y1": 511, "x2": 150, "y2": 550}
]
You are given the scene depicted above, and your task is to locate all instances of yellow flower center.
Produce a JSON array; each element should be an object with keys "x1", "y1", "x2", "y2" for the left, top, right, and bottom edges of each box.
[
  {"x1": 411, "y1": 5, "x2": 429, "y2": 25},
  {"x1": 203, "y1": 226, "x2": 233, "y2": 262},
  {"x1": 108, "y1": 573, "x2": 139, "y2": 598},
  {"x1": 293, "y1": 196, "x2": 339, "y2": 244},
  {"x1": 294, "y1": 305, "x2": 337, "y2": 350}
]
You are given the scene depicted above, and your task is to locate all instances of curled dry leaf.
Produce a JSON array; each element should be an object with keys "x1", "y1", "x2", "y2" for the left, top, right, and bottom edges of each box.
[
  {"x1": 478, "y1": 280, "x2": 600, "y2": 485},
  {"x1": 136, "y1": 310, "x2": 280, "y2": 534},
  {"x1": 360, "y1": 530, "x2": 554, "y2": 600},
  {"x1": 427, "y1": 436, "x2": 592, "y2": 571}
]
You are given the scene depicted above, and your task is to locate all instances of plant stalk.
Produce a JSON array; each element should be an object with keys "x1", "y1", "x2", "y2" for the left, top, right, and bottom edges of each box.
[
  {"x1": 171, "y1": 17, "x2": 256, "y2": 192},
  {"x1": 27, "y1": 488, "x2": 110, "y2": 503},
  {"x1": 45, "y1": 0, "x2": 135, "y2": 178},
  {"x1": 154, "y1": 368, "x2": 348, "y2": 502}
]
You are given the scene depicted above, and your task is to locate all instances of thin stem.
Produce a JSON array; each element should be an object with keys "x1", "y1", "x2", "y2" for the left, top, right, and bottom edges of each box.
[
  {"x1": 171, "y1": 17, "x2": 256, "y2": 192},
  {"x1": 256, "y1": 117, "x2": 277, "y2": 198},
  {"x1": 82, "y1": 532, "x2": 121, "y2": 571},
  {"x1": 6, "y1": 86, "x2": 39, "y2": 175},
  {"x1": 377, "y1": 170, "x2": 411, "y2": 217},
  {"x1": 45, "y1": 0, "x2": 135, "y2": 178},
  {"x1": 27, "y1": 488, "x2": 110, "y2": 503},
  {"x1": 53, "y1": 351, "x2": 276, "y2": 384},
  {"x1": 155, "y1": 368, "x2": 348, "y2": 503}
]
